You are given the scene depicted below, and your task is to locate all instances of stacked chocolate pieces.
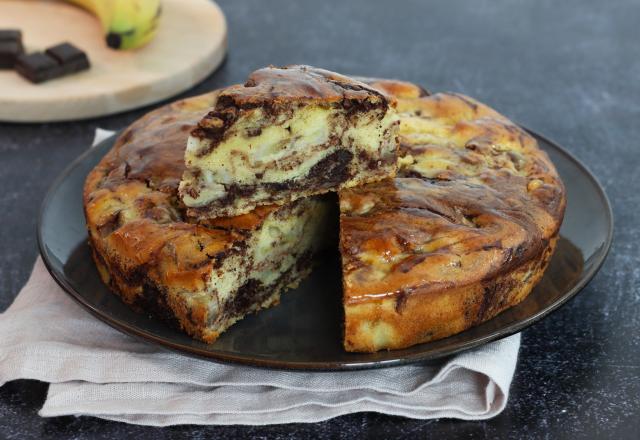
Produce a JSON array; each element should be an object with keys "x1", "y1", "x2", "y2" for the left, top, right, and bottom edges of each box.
[
  {"x1": 0, "y1": 28, "x2": 90, "y2": 83},
  {"x1": 0, "y1": 30, "x2": 24, "y2": 69},
  {"x1": 16, "y1": 43, "x2": 90, "y2": 83}
]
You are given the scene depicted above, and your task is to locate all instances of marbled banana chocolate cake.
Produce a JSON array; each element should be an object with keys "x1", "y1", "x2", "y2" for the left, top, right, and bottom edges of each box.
[
  {"x1": 84, "y1": 91, "x2": 332, "y2": 343},
  {"x1": 84, "y1": 70, "x2": 565, "y2": 353},
  {"x1": 179, "y1": 65, "x2": 399, "y2": 219}
]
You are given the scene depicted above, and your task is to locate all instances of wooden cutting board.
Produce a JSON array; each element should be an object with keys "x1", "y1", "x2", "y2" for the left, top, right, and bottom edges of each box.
[{"x1": 0, "y1": 0, "x2": 227, "y2": 122}]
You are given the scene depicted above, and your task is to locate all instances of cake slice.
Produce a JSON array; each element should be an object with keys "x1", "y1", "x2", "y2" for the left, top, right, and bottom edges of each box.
[
  {"x1": 84, "y1": 91, "x2": 333, "y2": 343},
  {"x1": 179, "y1": 65, "x2": 399, "y2": 219}
]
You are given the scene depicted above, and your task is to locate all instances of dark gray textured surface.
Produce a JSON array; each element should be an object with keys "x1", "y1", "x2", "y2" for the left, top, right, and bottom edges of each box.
[{"x1": 0, "y1": 0, "x2": 638, "y2": 438}]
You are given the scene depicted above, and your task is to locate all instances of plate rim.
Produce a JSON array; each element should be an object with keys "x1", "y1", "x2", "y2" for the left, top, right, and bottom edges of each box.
[{"x1": 37, "y1": 127, "x2": 614, "y2": 371}]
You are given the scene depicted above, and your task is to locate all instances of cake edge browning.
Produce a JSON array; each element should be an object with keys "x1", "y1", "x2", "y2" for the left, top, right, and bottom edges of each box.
[
  {"x1": 90, "y1": 235, "x2": 315, "y2": 343},
  {"x1": 343, "y1": 235, "x2": 557, "y2": 352}
]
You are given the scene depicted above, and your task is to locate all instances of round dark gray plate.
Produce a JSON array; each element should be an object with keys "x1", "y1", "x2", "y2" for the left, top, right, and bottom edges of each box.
[{"x1": 38, "y1": 130, "x2": 613, "y2": 370}]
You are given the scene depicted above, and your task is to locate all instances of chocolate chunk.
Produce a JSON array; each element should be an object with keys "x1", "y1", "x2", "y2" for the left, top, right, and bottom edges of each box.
[
  {"x1": 0, "y1": 41, "x2": 24, "y2": 69},
  {"x1": 0, "y1": 29, "x2": 21, "y2": 42},
  {"x1": 15, "y1": 52, "x2": 63, "y2": 83},
  {"x1": 307, "y1": 149, "x2": 353, "y2": 184},
  {"x1": 45, "y1": 42, "x2": 90, "y2": 74},
  {"x1": 0, "y1": 29, "x2": 24, "y2": 69}
]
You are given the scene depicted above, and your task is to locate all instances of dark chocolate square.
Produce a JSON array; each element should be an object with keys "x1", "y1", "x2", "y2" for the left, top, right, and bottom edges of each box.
[
  {"x1": 15, "y1": 52, "x2": 63, "y2": 83},
  {"x1": 0, "y1": 29, "x2": 22, "y2": 42},
  {"x1": 0, "y1": 40, "x2": 24, "y2": 69},
  {"x1": 45, "y1": 42, "x2": 90, "y2": 74}
]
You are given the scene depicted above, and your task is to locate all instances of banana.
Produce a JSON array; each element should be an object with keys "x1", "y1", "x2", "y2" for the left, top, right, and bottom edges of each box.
[{"x1": 63, "y1": 0, "x2": 162, "y2": 50}]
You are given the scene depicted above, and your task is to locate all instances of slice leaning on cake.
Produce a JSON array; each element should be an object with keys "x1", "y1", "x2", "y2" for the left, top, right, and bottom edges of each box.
[{"x1": 178, "y1": 65, "x2": 400, "y2": 219}]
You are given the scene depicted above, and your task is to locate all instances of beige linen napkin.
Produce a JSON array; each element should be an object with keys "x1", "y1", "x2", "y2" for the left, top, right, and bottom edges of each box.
[{"x1": 0, "y1": 129, "x2": 521, "y2": 426}]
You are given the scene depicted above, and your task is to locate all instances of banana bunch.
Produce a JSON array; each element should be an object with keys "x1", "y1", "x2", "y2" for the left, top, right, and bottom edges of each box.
[{"x1": 63, "y1": 0, "x2": 162, "y2": 50}]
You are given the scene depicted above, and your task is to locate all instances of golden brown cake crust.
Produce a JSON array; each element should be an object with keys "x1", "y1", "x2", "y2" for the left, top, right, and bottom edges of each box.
[
  {"x1": 190, "y1": 65, "x2": 395, "y2": 147},
  {"x1": 339, "y1": 83, "x2": 566, "y2": 352},
  {"x1": 214, "y1": 65, "x2": 391, "y2": 108}
]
